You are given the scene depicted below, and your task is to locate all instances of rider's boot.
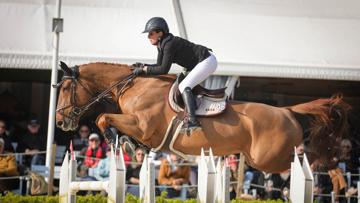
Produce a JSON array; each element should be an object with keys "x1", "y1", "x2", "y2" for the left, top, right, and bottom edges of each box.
[{"x1": 182, "y1": 87, "x2": 201, "y2": 131}]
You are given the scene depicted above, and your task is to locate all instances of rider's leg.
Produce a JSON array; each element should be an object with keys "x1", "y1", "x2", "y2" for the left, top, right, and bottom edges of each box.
[
  {"x1": 178, "y1": 52, "x2": 217, "y2": 92},
  {"x1": 182, "y1": 87, "x2": 201, "y2": 128},
  {"x1": 178, "y1": 52, "x2": 217, "y2": 128}
]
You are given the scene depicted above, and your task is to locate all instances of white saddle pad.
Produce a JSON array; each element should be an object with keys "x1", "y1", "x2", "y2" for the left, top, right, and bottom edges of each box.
[{"x1": 168, "y1": 82, "x2": 227, "y2": 116}]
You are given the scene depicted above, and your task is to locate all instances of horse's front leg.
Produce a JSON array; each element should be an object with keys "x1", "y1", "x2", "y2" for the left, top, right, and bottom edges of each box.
[{"x1": 96, "y1": 113, "x2": 143, "y2": 142}]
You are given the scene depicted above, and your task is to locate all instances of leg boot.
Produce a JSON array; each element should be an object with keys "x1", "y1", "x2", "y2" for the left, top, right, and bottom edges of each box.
[
  {"x1": 103, "y1": 126, "x2": 116, "y2": 145},
  {"x1": 181, "y1": 87, "x2": 201, "y2": 130}
]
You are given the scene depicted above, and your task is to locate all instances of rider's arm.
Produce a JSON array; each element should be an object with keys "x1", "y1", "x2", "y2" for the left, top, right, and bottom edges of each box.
[{"x1": 145, "y1": 41, "x2": 175, "y2": 75}]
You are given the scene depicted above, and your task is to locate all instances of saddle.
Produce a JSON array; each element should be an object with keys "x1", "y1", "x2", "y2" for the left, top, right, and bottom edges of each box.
[{"x1": 168, "y1": 73, "x2": 227, "y2": 116}]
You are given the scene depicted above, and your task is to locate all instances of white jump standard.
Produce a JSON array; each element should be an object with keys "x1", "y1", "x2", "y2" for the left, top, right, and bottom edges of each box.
[{"x1": 59, "y1": 147, "x2": 126, "y2": 203}]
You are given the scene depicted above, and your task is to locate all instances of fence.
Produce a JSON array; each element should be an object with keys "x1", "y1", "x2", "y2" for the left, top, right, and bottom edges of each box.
[
  {"x1": 133, "y1": 148, "x2": 231, "y2": 203},
  {"x1": 2, "y1": 147, "x2": 359, "y2": 202},
  {"x1": 59, "y1": 146, "x2": 126, "y2": 203},
  {"x1": 290, "y1": 151, "x2": 314, "y2": 203}
]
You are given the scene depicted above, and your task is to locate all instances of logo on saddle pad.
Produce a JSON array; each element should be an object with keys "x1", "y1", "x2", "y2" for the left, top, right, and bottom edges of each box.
[{"x1": 168, "y1": 76, "x2": 227, "y2": 116}]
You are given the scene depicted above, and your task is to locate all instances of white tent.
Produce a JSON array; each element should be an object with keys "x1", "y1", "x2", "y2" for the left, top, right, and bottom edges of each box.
[{"x1": 1, "y1": 0, "x2": 360, "y2": 81}]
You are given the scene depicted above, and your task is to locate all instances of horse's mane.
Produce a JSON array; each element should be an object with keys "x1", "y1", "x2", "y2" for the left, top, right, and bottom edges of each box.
[
  {"x1": 79, "y1": 62, "x2": 176, "y2": 83},
  {"x1": 81, "y1": 62, "x2": 130, "y2": 68}
]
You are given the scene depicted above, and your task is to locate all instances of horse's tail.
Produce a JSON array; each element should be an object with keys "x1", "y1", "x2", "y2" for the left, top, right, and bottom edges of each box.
[{"x1": 289, "y1": 94, "x2": 351, "y2": 167}]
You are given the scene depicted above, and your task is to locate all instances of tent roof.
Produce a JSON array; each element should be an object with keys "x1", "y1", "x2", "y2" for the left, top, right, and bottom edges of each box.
[{"x1": 1, "y1": 0, "x2": 360, "y2": 80}]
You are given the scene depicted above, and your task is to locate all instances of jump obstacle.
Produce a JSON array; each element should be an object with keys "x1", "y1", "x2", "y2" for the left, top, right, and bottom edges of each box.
[
  {"x1": 59, "y1": 146, "x2": 126, "y2": 203},
  {"x1": 290, "y1": 150, "x2": 314, "y2": 203},
  {"x1": 139, "y1": 148, "x2": 231, "y2": 203},
  {"x1": 59, "y1": 145, "x2": 315, "y2": 203}
]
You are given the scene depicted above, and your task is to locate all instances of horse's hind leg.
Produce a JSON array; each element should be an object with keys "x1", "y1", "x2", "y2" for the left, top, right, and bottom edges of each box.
[{"x1": 96, "y1": 113, "x2": 143, "y2": 140}]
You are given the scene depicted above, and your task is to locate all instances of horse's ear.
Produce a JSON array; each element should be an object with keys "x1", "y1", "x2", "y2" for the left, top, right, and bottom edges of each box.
[{"x1": 59, "y1": 61, "x2": 73, "y2": 75}]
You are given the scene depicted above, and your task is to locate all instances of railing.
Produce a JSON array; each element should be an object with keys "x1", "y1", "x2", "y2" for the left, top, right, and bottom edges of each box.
[{"x1": 1, "y1": 150, "x2": 359, "y2": 202}]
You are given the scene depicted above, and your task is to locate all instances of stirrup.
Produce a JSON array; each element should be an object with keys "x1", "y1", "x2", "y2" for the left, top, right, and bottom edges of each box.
[{"x1": 181, "y1": 120, "x2": 202, "y2": 135}]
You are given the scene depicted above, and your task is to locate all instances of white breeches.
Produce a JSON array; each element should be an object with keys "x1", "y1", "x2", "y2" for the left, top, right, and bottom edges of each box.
[{"x1": 178, "y1": 52, "x2": 218, "y2": 93}]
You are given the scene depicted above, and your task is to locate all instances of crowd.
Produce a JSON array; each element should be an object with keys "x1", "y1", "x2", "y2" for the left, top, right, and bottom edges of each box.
[
  {"x1": 0, "y1": 117, "x2": 47, "y2": 193},
  {"x1": 0, "y1": 116, "x2": 359, "y2": 202}
]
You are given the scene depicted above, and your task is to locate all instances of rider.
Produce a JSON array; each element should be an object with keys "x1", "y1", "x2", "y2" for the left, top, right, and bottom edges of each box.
[{"x1": 132, "y1": 17, "x2": 218, "y2": 130}]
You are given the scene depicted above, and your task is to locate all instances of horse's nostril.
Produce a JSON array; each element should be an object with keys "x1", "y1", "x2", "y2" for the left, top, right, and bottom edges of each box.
[{"x1": 56, "y1": 121, "x2": 63, "y2": 127}]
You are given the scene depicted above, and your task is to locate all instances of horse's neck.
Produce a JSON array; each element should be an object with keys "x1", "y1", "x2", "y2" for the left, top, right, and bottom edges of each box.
[
  {"x1": 120, "y1": 75, "x2": 176, "y2": 119},
  {"x1": 129, "y1": 76, "x2": 175, "y2": 103},
  {"x1": 87, "y1": 68, "x2": 131, "y2": 93}
]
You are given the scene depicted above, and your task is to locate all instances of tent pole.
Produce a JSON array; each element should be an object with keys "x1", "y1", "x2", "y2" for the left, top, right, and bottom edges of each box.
[{"x1": 45, "y1": 0, "x2": 63, "y2": 171}]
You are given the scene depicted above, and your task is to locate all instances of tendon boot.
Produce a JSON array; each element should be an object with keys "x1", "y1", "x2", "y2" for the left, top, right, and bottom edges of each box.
[
  {"x1": 103, "y1": 127, "x2": 116, "y2": 145},
  {"x1": 182, "y1": 87, "x2": 201, "y2": 131}
]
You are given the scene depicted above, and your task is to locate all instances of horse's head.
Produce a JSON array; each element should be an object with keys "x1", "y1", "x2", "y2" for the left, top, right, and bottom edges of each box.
[
  {"x1": 55, "y1": 62, "x2": 94, "y2": 131},
  {"x1": 55, "y1": 62, "x2": 135, "y2": 131}
]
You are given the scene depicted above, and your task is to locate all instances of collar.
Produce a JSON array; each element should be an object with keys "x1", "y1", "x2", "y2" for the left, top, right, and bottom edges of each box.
[{"x1": 158, "y1": 33, "x2": 174, "y2": 50}]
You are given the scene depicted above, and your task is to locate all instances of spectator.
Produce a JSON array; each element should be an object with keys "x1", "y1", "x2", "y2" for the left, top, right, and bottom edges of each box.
[
  {"x1": 338, "y1": 138, "x2": 359, "y2": 201},
  {"x1": 72, "y1": 124, "x2": 91, "y2": 151},
  {"x1": 92, "y1": 147, "x2": 112, "y2": 181},
  {"x1": 126, "y1": 147, "x2": 145, "y2": 196},
  {"x1": 311, "y1": 159, "x2": 334, "y2": 203},
  {"x1": 158, "y1": 153, "x2": 190, "y2": 200},
  {"x1": 17, "y1": 118, "x2": 45, "y2": 167},
  {"x1": 83, "y1": 133, "x2": 105, "y2": 168},
  {"x1": 80, "y1": 147, "x2": 112, "y2": 182},
  {"x1": 226, "y1": 154, "x2": 239, "y2": 199},
  {"x1": 252, "y1": 172, "x2": 285, "y2": 200},
  {"x1": 0, "y1": 119, "x2": 14, "y2": 153},
  {"x1": 328, "y1": 168, "x2": 347, "y2": 202},
  {"x1": 0, "y1": 138, "x2": 19, "y2": 194},
  {"x1": 338, "y1": 139, "x2": 359, "y2": 176},
  {"x1": 225, "y1": 154, "x2": 257, "y2": 199}
]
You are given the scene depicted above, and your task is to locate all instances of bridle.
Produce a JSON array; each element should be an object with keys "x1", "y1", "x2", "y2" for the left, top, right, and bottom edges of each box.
[{"x1": 54, "y1": 64, "x2": 136, "y2": 123}]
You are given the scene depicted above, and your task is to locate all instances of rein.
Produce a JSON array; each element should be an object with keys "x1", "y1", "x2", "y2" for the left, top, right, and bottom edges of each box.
[{"x1": 55, "y1": 72, "x2": 136, "y2": 122}]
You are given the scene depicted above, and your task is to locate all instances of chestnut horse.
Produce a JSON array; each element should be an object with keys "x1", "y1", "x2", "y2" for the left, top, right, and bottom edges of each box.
[{"x1": 55, "y1": 62, "x2": 350, "y2": 173}]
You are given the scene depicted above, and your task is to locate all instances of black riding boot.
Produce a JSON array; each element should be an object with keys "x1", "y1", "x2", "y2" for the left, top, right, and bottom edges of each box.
[{"x1": 182, "y1": 87, "x2": 201, "y2": 130}]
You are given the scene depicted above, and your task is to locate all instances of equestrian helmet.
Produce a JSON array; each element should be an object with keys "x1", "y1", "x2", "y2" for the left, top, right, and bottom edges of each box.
[{"x1": 142, "y1": 17, "x2": 169, "y2": 33}]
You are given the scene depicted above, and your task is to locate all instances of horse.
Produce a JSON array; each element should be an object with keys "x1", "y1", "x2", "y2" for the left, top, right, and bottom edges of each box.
[{"x1": 55, "y1": 62, "x2": 350, "y2": 173}]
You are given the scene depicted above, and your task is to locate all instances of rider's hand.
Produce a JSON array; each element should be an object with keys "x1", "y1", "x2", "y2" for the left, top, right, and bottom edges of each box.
[
  {"x1": 131, "y1": 62, "x2": 146, "y2": 76},
  {"x1": 131, "y1": 62, "x2": 145, "y2": 68},
  {"x1": 132, "y1": 67, "x2": 144, "y2": 76}
]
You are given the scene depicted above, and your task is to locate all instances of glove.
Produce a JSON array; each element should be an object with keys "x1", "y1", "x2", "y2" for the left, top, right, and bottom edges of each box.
[
  {"x1": 131, "y1": 62, "x2": 145, "y2": 68},
  {"x1": 132, "y1": 67, "x2": 144, "y2": 76}
]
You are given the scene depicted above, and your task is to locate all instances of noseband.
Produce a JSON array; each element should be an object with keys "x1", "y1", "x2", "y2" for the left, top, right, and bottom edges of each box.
[{"x1": 55, "y1": 65, "x2": 136, "y2": 123}]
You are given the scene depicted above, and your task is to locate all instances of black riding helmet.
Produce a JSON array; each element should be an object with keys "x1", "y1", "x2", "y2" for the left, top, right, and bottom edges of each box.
[{"x1": 142, "y1": 17, "x2": 169, "y2": 34}]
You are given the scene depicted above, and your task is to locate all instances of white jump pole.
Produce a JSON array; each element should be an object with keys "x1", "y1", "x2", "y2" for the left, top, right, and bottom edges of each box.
[
  {"x1": 45, "y1": 0, "x2": 63, "y2": 170},
  {"x1": 215, "y1": 159, "x2": 230, "y2": 203},
  {"x1": 68, "y1": 154, "x2": 77, "y2": 203},
  {"x1": 198, "y1": 148, "x2": 216, "y2": 203},
  {"x1": 139, "y1": 155, "x2": 155, "y2": 203},
  {"x1": 290, "y1": 150, "x2": 314, "y2": 203}
]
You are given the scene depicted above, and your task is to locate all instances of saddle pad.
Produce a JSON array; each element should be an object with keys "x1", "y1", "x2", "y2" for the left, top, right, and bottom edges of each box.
[{"x1": 168, "y1": 82, "x2": 227, "y2": 116}]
